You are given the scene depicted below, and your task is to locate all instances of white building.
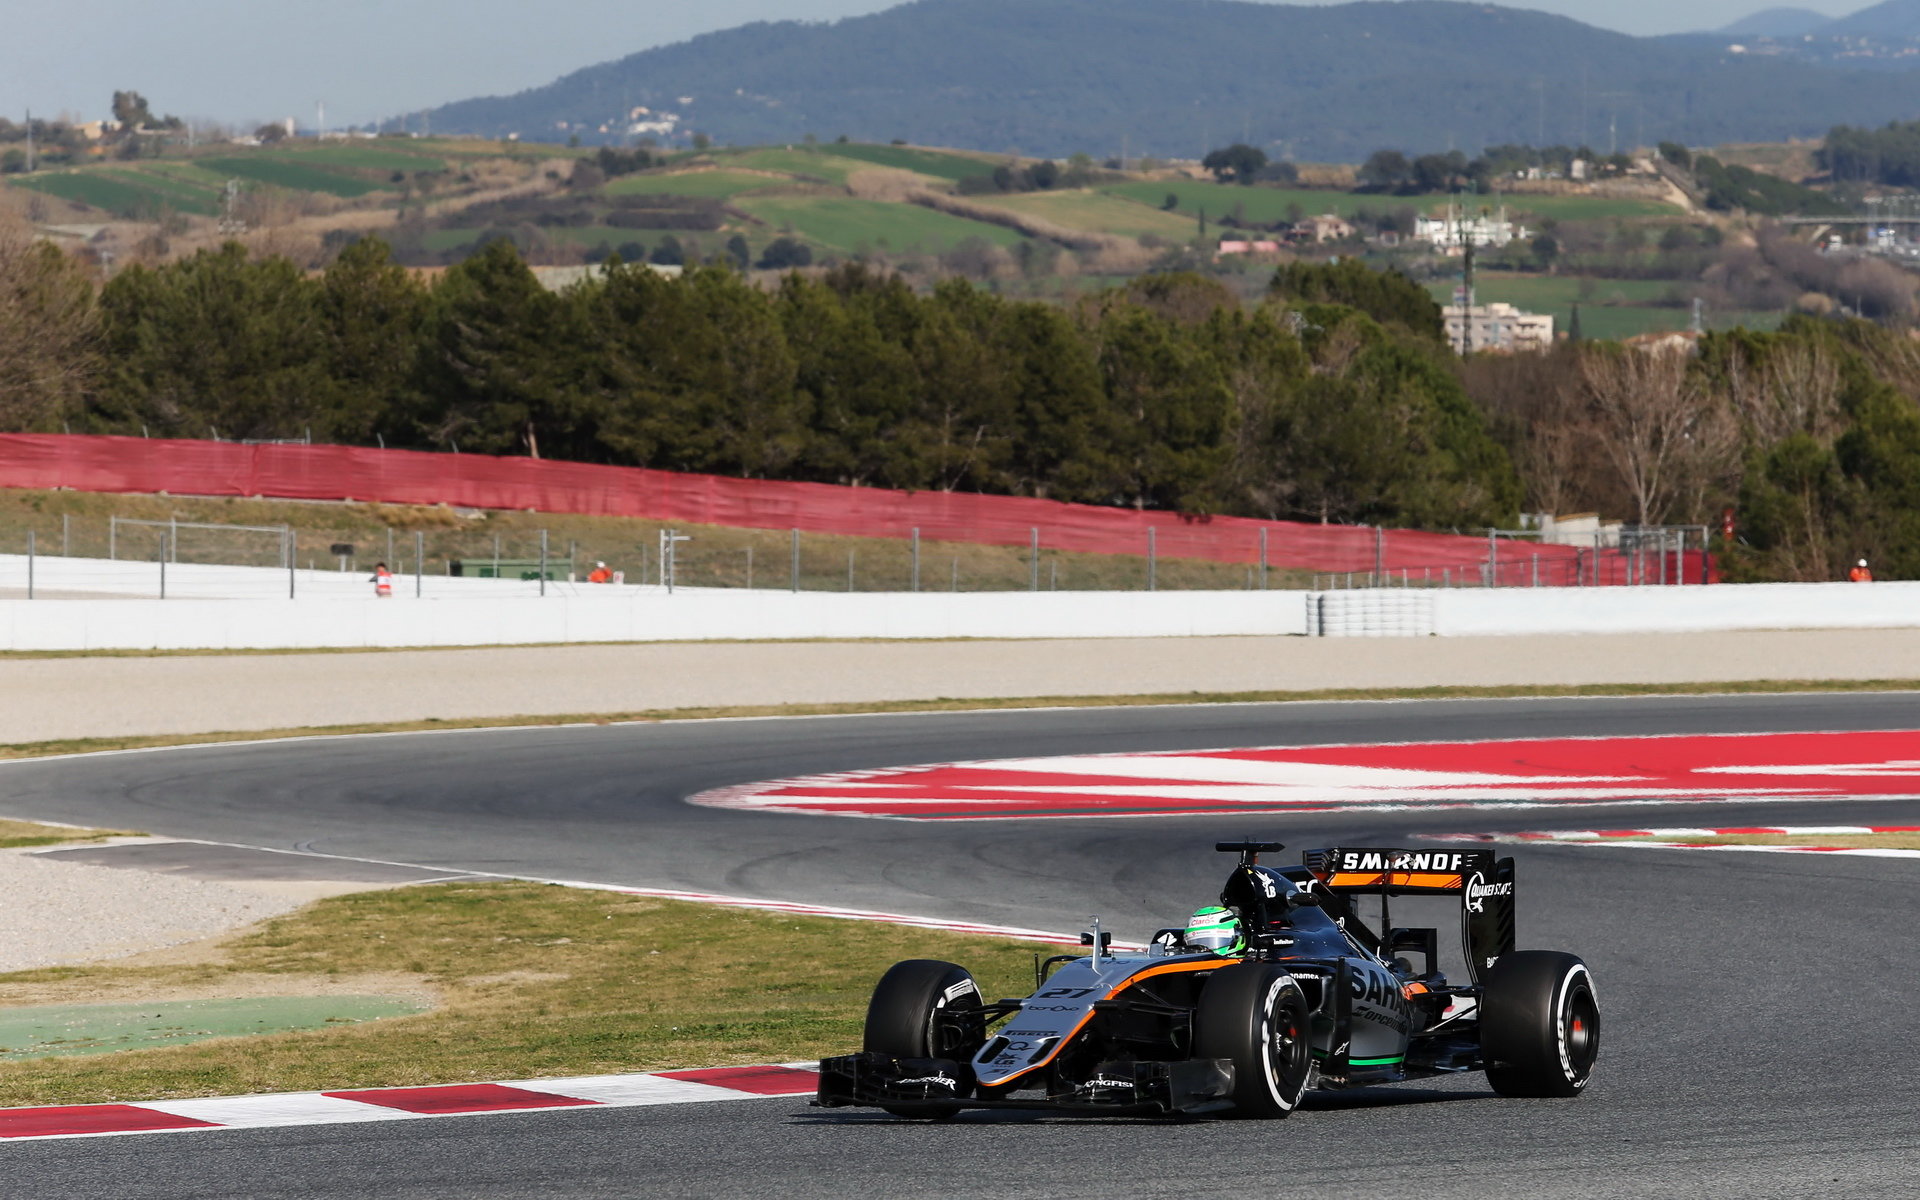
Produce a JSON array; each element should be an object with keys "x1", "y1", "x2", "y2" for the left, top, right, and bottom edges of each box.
[
  {"x1": 1443, "y1": 299, "x2": 1555, "y2": 353},
  {"x1": 1415, "y1": 202, "x2": 1531, "y2": 254}
]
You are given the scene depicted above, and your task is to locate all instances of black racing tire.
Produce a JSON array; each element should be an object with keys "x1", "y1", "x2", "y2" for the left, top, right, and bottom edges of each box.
[
  {"x1": 1480, "y1": 950, "x2": 1600, "y2": 1098},
  {"x1": 863, "y1": 959, "x2": 983, "y2": 1118},
  {"x1": 1192, "y1": 963, "x2": 1312, "y2": 1118}
]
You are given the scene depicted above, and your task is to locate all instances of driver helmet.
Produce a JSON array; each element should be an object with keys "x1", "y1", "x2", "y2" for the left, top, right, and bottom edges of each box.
[{"x1": 1185, "y1": 906, "x2": 1245, "y2": 956}]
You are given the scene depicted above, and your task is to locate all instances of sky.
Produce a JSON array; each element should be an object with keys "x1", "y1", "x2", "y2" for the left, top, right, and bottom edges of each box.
[{"x1": 1, "y1": 0, "x2": 1862, "y2": 130}]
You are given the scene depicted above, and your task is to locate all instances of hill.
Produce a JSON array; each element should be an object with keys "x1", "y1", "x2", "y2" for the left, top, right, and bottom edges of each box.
[
  {"x1": 1718, "y1": 7, "x2": 1832, "y2": 36},
  {"x1": 1822, "y1": 0, "x2": 1920, "y2": 34},
  {"x1": 409, "y1": 0, "x2": 1920, "y2": 161}
]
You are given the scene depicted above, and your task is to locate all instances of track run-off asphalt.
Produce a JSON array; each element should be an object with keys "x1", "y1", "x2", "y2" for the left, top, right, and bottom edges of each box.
[{"x1": 1, "y1": 635, "x2": 1917, "y2": 1197}]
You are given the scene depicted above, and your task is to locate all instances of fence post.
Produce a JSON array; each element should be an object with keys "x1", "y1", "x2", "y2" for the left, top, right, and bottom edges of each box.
[
  {"x1": 539, "y1": 529, "x2": 549, "y2": 597},
  {"x1": 1259, "y1": 528, "x2": 1268, "y2": 590},
  {"x1": 791, "y1": 529, "x2": 800, "y2": 593},
  {"x1": 170, "y1": 516, "x2": 177, "y2": 563},
  {"x1": 158, "y1": 532, "x2": 167, "y2": 600},
  {"x1": 62, "y1": 513, "x2": 69, "y2": 557},
  {"x1": 109, "y1": 515, "x2": 116, "y2": 561},
  {"x1": 951, "y1": 557, "x2": 958, "y2": 592},
  {"x1": 415, "y1": 531, "x2": 424, "y2": 598},
  {"x1": 289, "y1": 530, "x2": 297, "y2": 599},
  {"x1": 26, "y1": 531, "x2": 34, "y2": 600},
  {"x1": 1487, "y1": 529, "x2": 1496, "y2": 587},
  {"x1": 747, "y1": 546, "x2": 754, "y2": 589},
  {"x1": 1147, "y1": 528, "x2": 1157, "y2": 591},
  {"x1": 1374, "y1": 525, "x2": 1384, "y2": 580},
  {"x1": 847, "y1": 549, "x2": 855, "y2": 592},
  {"x1": 911, "y1": 527, "x2": 920, "y2": 592},
  {"x1": 1029, "y1": 527, "x2": 1039, "y2": 591},
  {"x1": 1531, "y1": 554, "x2": 1539, "y2": 588}
]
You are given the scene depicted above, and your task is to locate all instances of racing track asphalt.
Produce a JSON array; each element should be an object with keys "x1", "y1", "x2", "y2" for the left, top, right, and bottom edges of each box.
[{"x1": 4, "y1": 691, "x2": 1920, "y2": 1198}]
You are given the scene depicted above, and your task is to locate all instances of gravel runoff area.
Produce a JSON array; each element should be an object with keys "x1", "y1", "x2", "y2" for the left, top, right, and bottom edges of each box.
[
  {"x1": 5, "y1": 628, "x2": 1920, "y2": 744},
  {"x1": 3, "y1": 627, "x2": 1918, "y2": 973},
  {"x1": 0, "y1": 846, "x2": 315, "y2": 974}
]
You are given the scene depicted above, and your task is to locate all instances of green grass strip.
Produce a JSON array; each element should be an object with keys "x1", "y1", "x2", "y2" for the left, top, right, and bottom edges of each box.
[{"x1": 0, "y1": 882, "x2": 1050, "y2": 1107}]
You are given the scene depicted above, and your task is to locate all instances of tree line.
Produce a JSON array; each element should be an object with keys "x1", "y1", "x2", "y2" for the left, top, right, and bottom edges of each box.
[
  {"x1": 4, "y1": 235, "x2": 1518, "y2": 531},
  {"x1": 5, "y1": 231, "x2": 1918, "y2": 578}
]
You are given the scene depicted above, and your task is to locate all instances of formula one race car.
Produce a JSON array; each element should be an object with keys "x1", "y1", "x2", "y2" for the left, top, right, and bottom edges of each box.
[{"x1": 815, "y1": 841, "x2": 1598, "y2": 1118}]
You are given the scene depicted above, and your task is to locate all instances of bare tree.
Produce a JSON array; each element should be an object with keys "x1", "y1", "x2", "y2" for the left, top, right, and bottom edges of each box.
[
  {"x1": 1581, "y1": 346, "x2": 1739, "y2": 525},
  {"x1": 0, "y1": 226, "x2": 98, "y2": 430},
  {"x1": 1721, "y1": 341, "x2": 1843, "y2": 446}
]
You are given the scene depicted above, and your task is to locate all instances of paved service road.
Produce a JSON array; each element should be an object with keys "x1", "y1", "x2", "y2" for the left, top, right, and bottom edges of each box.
[{"x1": 5, "y1": 691, "x2": 1920, "y2": 1198}]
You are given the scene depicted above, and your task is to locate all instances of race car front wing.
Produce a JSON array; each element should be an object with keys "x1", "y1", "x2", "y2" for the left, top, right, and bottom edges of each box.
[{"x1": 814, "y1": 1052, "x2": 1236, "y2": 1115}]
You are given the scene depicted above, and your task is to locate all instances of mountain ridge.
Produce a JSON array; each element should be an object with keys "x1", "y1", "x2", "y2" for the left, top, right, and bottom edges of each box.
[
  {"x1": 1717, "y1": 7, "x2": 1833, "y2": 36},
  {"x1": 407, "y1": 0, "x2": 1920, "y2": 161}
]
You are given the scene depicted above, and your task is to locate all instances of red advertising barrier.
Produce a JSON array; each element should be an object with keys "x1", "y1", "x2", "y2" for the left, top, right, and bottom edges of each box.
[{"x1": 0, "y1": 434, "x2": 1709, "y2": 581}]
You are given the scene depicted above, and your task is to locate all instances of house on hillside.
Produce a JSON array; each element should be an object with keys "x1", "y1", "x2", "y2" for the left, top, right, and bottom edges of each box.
[
  {"x1": 1622, "y1": 329, "x2": 1702, "y2": 356},
  {"x1": 1291, "y1": 214, "x2": 1355, "y2": 243}
]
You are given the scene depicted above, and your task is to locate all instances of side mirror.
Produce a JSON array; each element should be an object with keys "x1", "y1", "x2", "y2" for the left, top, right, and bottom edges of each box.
[{"x1": 1290, "y1": 891, "x2": 1323, "y2": 908}]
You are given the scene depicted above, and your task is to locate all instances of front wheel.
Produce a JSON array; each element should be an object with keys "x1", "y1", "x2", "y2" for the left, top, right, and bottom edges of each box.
[
  {"x1": 864, "y1": 959, "x2": 983, "y2": 1118},
  {"x1": 1480, "y1": 950, "x2": 1600, "y2": 1098},
  {"x1": 1193, "y1": 964, "x2": 1311, "y2": 1118}
]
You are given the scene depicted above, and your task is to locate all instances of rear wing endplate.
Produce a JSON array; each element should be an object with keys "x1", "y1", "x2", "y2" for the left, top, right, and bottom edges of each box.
[{"x1": 1303, "y1": 846, "x2": 1516, "y2": 982}]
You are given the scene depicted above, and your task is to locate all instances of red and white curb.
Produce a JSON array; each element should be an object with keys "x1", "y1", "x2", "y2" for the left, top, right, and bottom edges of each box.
[
  {"x1": 1436, "y1": 825, "x2": 1920, "y2": 858},
  {"x1": 693, "y1": 730, "x2": 1920, "y2": 821},
  {"x1": 0, "y1": 1064, "x2": 825, "y2": 1142}
]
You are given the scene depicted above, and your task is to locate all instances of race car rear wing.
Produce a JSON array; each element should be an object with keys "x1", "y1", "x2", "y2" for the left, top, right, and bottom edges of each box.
[{"x1": 1303, "y1": 846, "x2": 1516, "y2": 983}]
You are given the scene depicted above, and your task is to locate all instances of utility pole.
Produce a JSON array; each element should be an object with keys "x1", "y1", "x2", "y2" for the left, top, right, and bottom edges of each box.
[{"x1": 24, "y1": 108, "x2": 33, "y2": 173}]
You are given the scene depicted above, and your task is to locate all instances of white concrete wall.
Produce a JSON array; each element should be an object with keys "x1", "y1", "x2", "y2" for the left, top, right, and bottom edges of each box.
[
  {"x1": 0, "y1": 588, "x2": 1312, "y2": 651},
  {"x1": 1433, "y1": 580, "x2": 1920, "y2": 636},
  {"x1": 1308, "y1": 581, "x2": 1920, "y2": 637},
  {"x1": 3, "y1": 549, "x2": 1916, "y2": 649}
]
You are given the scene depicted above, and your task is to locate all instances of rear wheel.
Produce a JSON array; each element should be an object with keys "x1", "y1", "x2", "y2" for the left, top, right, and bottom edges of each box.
[
  {"x1": 1480, "y1": 951, "x2": 1600, "y2": 1098},
  {"x1": 864, "y1": 959, "x2": 983, "y2": 1118},
  {"x1": 1193, "y1": 964, "x2": 1311, "y2": 1118}
]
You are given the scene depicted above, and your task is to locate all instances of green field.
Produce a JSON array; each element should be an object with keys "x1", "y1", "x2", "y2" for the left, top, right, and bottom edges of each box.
[
  {"x1": 822, "y1": 143, "x2": 997, "y2": 182},
  {"x1": 100, "y1": 169, "x2": 222, "y2": 215},
  {"x1": 1493, "y1": 193, "x2": 1679, "y2": 220},
  {"x1": 10, "y1": 172, "x2": 181, "y2": 218},
  {"x1": 141, "y1": 160, "x2": 234, "y2": 188},
  {"x1": 198, "y1": 156, "x2": 392, "y2": 198},
  {"x1": 1431, "y1": 274, "x2": 1678, "y2": 309},
  {"x1": 972, "y1": 190, "x2": 1196, "y2": 240},
  {"x1": 423, "y1": 225, "x2": 734, "y2": 255},
  {"x1": 605, "y1": 170, "x2": 787, "y2": 199},
  {"x1": 733, "y1": 195, "x2": 1026, "y2": 253},
  {"x1": 1106, "y1": 180, "x2": 1379, "y2": 224},
  {"x1": 1426, "y1": 274, "x2": 1782, "y2": 340},
  {"x1": 723, "y1": 147, "x2": 864, "y2": 185},
  {"x1": 273, "y1": 143, "x2": 450, "y2": 172},
  {"x1": 1104, "y1": 180, "x2": 1678, "y2": 226}
]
